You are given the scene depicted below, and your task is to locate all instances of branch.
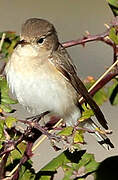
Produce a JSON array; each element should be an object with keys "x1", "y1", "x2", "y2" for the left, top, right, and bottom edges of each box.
[
  {"x1": 0, "y1": 152, "x2": 9, "y2": 179},
  {"x1": 62, "y1": 19, "x2": 118, "y2": 102},
  {"x1": 89, "y1": 70, "x2": 118, "y2": 97},
  {"x1": 0, "y1": 129, "x2": 28, "y2": 157},
  {"x1": 0, "y1": 33, "x2": 6, "y2": 52},
  {"x1": 18, "y1": 119, "x2": 61, "y2": 141},
  {"x1": 79, "y1": 59, "x2": 118, "y2": 103},
  {"x1": 62, "y1": 29, "x2": 113, "y2": 48},
  {"x1": 11, "y1": 142, "x2": 33, "y2": 180}
]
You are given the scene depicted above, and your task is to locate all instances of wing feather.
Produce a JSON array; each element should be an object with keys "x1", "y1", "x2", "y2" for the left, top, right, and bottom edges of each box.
[{"x1": 49, "y1": 44, "x2": 108, "y2": 129}]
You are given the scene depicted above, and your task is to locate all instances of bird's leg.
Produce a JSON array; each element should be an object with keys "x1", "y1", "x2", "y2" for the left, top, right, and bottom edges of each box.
[{"x1": 26, "y1": 111, "x2": 61, "y2": 142}]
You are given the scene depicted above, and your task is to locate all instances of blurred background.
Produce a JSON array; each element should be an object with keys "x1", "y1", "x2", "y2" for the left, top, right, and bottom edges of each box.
[{"x1": 0, "y1": 0, "x2": 117, "y2": 173}]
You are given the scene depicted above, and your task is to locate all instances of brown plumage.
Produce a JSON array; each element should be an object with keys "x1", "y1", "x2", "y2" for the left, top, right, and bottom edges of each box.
[{"x1": 5, "y1": 18, "x2": 113, "y2": 149}]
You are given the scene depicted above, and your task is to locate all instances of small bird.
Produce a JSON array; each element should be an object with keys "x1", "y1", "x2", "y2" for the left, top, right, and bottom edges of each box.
[{"x1": 5, "y1": 18, "x2": 114, "y2": 149}]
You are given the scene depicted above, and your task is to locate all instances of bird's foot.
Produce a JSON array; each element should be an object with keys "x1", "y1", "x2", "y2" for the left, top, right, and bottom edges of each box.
[
  {"x1": 26, "y1": 111, "x2": 60, "y2": 142},
  {"x1": 26, "y1": 111, "x2": 50, "y2": 122}
]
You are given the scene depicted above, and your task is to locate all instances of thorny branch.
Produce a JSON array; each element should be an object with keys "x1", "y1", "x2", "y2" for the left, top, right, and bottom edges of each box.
[
  {"x1": 62, "y1": 19, "x2": 118, "y2": 97},
  {"x1": 63, "y1": 30, "x2": 113, "y2": 48},
  {"x1": 89, "y1": 70, "x2": 118, "y2": 97},
  {"x1": 0, "y1": 152, "x2": 9, "y2": 179},
  {"x1": 62, "y1": 18, "x2": 118, "y2": 49}
]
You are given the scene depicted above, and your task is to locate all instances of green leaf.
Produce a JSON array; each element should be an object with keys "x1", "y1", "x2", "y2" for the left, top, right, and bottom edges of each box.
[
  {"x1": 85, "y1": 80, "x2": 108, "y2": 105},
  {"x1": 0, "y1": 77, "x2": 17, "y2": 112},
  {"x1": 0, "y1": 104, "x2": 13, "y2": 112},
  {"x1": 79, "y1": 153, "x2": 99, "y2": 172},
  {"x1": 36, "y1": 151, "x2": 71, "y2": 180},
  {"x1": 0, "y1": 119, "x2": 4, "y2": 139},
  {"x1": 0, "y1": 77, "x2": 17, "y2": 104},
  {"x1": 57, "y1": 127, "x2": 73, "y2": 136},
  {"x1": 107, "y1": 79, "x2": 118, "y2": 105},
  {"x1": 62, "y1": 152, "x2": 99, "y2": 179},
  {"x1": 5, "y1": 116, "x2": 17, "y2": 128},
  {"x1": 36, "y1": 150, "x2": 86, "y2": 180},
  {"x1": 19, "y1": 164, "x2": 35, "y2": 180},
  {"x1": 0, "y1": 142, "x2": 3, "y2": 149},
  {"x1": 36, "y1": 150, "x2": 99, "y2": 180},
  {"x1": 0, "y1": 32, "x2": 19, "y2": 59},
  {"x1": 73, "y1": 130, "x2": 84, "y2": 143},
  {"x1": 0, "y1": 76, "x2": 8, "y2": 91},
  {"x1": 107, "y1": 0, "x2": 118, "y2": 16},
  {"x1": 109, "y1": 27, "x2": 118, "y2": 44},
  {"x1": 62, "y1": 168, "x2": 73, "y2": 180},
  {"x1": 6, "y1": 142, "x2": 26, "y2": 167},
  {"x1": 79, "y1": 108, "x2": 94, "y2": 122},
  {"x1": 41, "y1": 151, "x2": 71, "y2": 171},
  {"x1": 2, "y1": 95, "x2": 18, "y2": 104},
  {"x1": 107, "y1": 0, "x2": 118, "y2": 7},
  {"x1": 8, "y1": 39, "x2": 18, "y2": 55},
  {"x1": 93, "y1": 88, "x2": 107, "y2": 105}
]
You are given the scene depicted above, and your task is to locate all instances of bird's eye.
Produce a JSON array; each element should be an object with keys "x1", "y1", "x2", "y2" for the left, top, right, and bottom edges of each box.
[{"x1": 36, "y1": 38, "x2": 44, "y2": 44}]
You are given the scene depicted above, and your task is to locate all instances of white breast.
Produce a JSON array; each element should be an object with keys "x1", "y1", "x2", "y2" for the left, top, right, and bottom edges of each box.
[{"x1": 5, "y1": 45, "x2": 81, "y2": 125}]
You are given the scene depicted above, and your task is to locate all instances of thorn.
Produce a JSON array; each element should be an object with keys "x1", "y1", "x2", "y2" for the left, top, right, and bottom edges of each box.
[
  {"x1": 104, "y1": 23, "x2": 110, "y2": 29},
  {"x1": 104, "y1": 36, "x2": 110, "y2": 40},
  {"x1": 85, "y1": 30, "x2": 90, "y2": 36}
]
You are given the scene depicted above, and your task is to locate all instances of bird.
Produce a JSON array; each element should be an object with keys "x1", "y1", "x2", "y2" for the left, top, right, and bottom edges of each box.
[{"x1": 5, "y1": 18, "x2": 114, "y2": 149}]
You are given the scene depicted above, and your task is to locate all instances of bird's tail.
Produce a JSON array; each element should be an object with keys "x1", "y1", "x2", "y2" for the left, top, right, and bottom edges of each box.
[{"x1": 79, "y1": 118, "x2": 114, "y2": 150}]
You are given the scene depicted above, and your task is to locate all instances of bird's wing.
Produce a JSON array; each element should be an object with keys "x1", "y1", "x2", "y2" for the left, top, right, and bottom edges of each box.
[{"x1": 49, "y1": 44, "x2": 108, "y2": 130}]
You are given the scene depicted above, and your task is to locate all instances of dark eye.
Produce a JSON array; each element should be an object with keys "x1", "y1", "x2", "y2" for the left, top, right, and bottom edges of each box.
[{"x1": 36, "y1": 38, "x2": 44, "y2": 44}]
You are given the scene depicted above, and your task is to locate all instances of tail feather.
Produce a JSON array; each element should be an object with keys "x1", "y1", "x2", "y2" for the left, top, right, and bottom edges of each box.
[
  {"x1": 79, "y1": 118, "x2": 114, "y2": 150},
  {"x1": 72, "y1": 74, "x2": 108, "y2": 130}
]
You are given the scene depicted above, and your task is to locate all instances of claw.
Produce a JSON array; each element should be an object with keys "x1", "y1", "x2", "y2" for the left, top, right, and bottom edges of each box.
[{"x1": 26, "y1": 111, "x2": 50, "y2": 122}]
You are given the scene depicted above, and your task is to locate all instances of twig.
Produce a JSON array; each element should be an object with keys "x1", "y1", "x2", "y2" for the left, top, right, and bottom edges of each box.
[
  {"x1": 73, "y1": 170, "x2": 96, "y2": 180},
  {"x1": 7, "y1": 130, "x2": 33, "y2": 178},
  {"x1": 7, "y1": 119, "x2": 63, "y2": 178},
  {"x1": 79, "y1": 59, "x2": 118, "y2": 103},
  {"x1": 0, "y1": 130, "x2": 27, "y2": 157},
  {"x1": 32, "y1": 118, "x2": 63, "y2": 152},
  {"x1": 89, "y1": 70, "x2": 118, "y2": 97},
  {"x1": 0, "y1": 33, "x2": 6, "y2": 52},
  {"x1": 7, "y1": 163, "x2": 19, "y2": 178},
  {"x1": 18, "y1": 119, "x2": 58, "y2": 140},
  {"x1": 0, "y1": 62, "x2": 6, "y2": 75},
  {"x1": 11, "y1": 142, "x2": 33, "y2": 180},
  {"x1": 62, "y1": 29, "x2": 113, "y2": 48},
  {"x1": 113, "y1": 44, "x2": 117, "y2": 63},
  {"x1": 0, "y1": 153, "x2": 10, "y2": 179}
]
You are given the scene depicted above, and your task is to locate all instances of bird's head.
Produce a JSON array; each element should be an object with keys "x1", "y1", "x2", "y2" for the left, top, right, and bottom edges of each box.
[{"x1": 20, "y1": 18, "x2": 59, "y2": 53}]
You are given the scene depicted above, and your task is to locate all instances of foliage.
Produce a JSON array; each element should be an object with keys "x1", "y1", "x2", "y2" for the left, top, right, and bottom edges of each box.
[
  {"x1": 107, "y1": 0, "x2": 118, "y2": 16},
  {"x1": 36, "y1": 150, "x2": 99, "y2": 180},
  {"x1": 0, "y1": 76, "x2": 18, "y2": 112},
  {"x1": 0, "y1": 1, "x2": 118, "y2": 179},
  {"x1": 107, "y1": 78, "x2": 118, "y2": 105},
  {"x1": 0, "y1": 31, "x2": 19, "y2": 59}
]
